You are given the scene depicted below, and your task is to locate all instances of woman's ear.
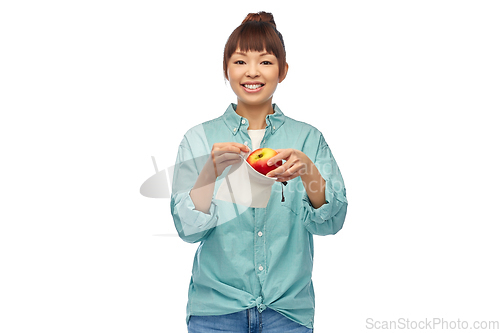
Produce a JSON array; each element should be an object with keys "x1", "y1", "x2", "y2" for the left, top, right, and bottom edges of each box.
[{"x1": 279, "y1": 63, "x2": 289, "y2": 83}]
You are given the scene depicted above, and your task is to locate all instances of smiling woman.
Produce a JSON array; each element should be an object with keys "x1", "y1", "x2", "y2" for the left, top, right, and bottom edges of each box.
[{"x1": 170, "y1": 10, "x2": 348, "y2": 333}]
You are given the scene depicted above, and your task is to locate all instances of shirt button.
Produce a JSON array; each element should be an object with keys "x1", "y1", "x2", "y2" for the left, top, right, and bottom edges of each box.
[
  {"x1": 241, "y1": 119, "x2": 246, "y2": 124},
  {"x1": 233, "y1": 128, "x2": 237, "y2": 132},
  {"x1": 258, "y1": 231, "x2": 263, "y2": 237},
  {"x1": 259, "y1": 265, "x2": 264, "y2": 271},
  {"x1": 273, "y1": 126, "x2": 275, "y2": 130}
]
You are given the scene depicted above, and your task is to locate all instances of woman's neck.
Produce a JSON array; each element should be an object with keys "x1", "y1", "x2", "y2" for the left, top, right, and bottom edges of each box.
[{"x1": 235, "y1": 100, "x2": 274, "y2": 130}]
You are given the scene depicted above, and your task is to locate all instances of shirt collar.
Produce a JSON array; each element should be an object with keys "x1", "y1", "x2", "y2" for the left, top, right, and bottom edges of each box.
[{"x1": 223, "y1": 103, "x2": 286, "y2": 136}]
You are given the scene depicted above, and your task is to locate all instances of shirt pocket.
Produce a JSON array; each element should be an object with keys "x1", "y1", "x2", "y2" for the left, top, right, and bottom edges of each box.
[{"x1": 277, "y1": 178, "x2": 304, "y2": 216}]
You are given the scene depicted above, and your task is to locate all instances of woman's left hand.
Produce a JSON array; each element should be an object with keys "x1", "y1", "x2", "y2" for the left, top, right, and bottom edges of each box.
[{"x1": 265, "y1": 149, "x2": 312, "y2": 182}]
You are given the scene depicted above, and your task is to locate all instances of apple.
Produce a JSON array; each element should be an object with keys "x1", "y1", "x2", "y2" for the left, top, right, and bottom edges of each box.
[{"x1": 246, "y1": 148, "x2": 282, "y2": 176}]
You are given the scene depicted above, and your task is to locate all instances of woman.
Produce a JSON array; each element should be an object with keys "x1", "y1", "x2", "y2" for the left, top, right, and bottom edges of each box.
[{"x1": 170, "y1": 11, "x2": 348, "y2": 333}]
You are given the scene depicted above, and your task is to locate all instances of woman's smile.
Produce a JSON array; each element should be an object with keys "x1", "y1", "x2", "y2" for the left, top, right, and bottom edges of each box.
[{"x1": 241, "y1": 81, "x2": 265, "y2": 93}]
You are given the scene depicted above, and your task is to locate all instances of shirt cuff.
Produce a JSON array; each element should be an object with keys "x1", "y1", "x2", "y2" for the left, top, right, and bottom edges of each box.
[
  {"x1": 173, "y1": 191, "x2": 219, "y2": 237},
  {"x1": 302, "y1": 178, "x2": 347, "y2": 225}
]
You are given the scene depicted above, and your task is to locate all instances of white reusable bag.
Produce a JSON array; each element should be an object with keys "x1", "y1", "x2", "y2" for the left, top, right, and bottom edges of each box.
[{"x1": 215, "y1": 149, "x2": 278, "y2": 208}]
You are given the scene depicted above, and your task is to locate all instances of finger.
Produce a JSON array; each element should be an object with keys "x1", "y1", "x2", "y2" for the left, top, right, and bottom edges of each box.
[
  {"x1": 216, "y1": 150, "x2": 243, "y2": 158},
  {"x1": 218, "y1": 159, "x2": 241, "y2": 169},
  {"x1": 213, "y1": 150, "x2": 238, "y2": 164},
  {"x1": 214, "y1": 153, "x2": 242, "y2": 165},
  {"x1": 214, "y1": 157, "x2": 243, "y2": 176},
  {"x1": 266, "y1": 149, "x2": 291, "y2": 167},
  {"x1": 266, "y1": 159, "x2": 295, "y2": 178},
  {"x1": 276, "y1": 163, "x2": 303, "y2": 178},
  {"x1": 229, "y1": 142, "x2": 250, "y2": 153},
  {"x1": 214, "y1": 146, "x2": 245, "y2": 157},
  {"x1": 278, "y1": 163, "x2": 303, "y2": 178},
  {"x1": 214, "y1": 142, "x2": 249, "y2": 153}
]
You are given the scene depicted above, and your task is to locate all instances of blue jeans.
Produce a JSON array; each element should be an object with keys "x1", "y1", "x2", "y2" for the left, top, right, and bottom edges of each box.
[{"x1": 187, "y1": 306, "x2": 313, "y2": 333}]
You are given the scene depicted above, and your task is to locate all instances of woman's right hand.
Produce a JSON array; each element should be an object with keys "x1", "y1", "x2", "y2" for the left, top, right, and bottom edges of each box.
[
  {"x1": 211, "y1": 142, "x2": 250, "y2": 178},
  {"x1": 190, "y1": 142, "x2": 250, "y2": 214}
]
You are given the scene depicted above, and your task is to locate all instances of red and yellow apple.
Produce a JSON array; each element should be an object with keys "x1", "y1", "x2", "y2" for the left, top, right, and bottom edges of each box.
[{"x1": 246, "y1": 148, "x2": 282, "y2": 176}]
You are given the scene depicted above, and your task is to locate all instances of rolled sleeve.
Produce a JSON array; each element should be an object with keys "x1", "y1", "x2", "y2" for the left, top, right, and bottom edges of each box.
[
  {"x1": 171, "y1": 191, "x2": 218, "y2": 243},
  {"x1": 170, "y1": 134, "x2": 218, "y2": 243},
  {"x1": 302, "y1": 135, "x2": 348, "y2": 236}
]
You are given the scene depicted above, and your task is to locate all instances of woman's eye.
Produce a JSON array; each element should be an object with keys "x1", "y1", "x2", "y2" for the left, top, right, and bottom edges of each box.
[
  {"x1": 262, "y1": 61, "x2": 272, "y2": 65},
  {"x1": 235, "y1": 60, "x2": 245, "y2": 65}
]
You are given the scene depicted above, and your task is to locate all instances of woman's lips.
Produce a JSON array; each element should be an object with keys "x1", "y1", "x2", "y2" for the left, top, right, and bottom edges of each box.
[{"x1": 241, "y1": 84, "x2": 264, "y2": 93}]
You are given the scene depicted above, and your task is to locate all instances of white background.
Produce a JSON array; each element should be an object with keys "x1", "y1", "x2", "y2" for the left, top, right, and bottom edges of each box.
[{"x1": 1, "y1": 1, "x2": 499, "y2": 332}]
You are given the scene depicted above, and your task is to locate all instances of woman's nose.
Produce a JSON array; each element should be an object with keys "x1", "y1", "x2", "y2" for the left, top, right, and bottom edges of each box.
[{"x1": 246, "y1": 64, "x2": 260, "y2": 77}]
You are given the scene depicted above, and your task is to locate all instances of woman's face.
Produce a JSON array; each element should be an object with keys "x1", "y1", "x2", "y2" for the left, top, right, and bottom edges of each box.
[{"x1": 227, "y1": 48, "x2": 286, "y2": 108}]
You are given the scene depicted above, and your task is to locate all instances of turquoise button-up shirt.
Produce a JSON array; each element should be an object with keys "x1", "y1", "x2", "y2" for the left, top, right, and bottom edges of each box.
[{"x1": 170, "y1": 103, "x2": 348, "y2": 329}]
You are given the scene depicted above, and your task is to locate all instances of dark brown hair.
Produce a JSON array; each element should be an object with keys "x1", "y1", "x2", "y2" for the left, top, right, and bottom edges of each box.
[{"x1": 223, "y1": 11, "x2": 286, "y2": 80}]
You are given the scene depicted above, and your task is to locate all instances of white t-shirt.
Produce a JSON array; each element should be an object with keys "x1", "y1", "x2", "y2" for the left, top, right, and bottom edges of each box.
[{"x1": 247, "y1": 129, "x2": 266, "y2": 151}]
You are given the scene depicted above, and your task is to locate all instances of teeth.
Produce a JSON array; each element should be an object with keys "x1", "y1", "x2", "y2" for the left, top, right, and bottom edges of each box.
[{"x1": 244, "y1": 84, "x2": 263, "y2": 90}]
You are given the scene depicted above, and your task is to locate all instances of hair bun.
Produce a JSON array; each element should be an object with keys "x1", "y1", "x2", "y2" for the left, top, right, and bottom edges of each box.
[{"x1": 241, "y1": 11, "x2": 276, "y2": 27}]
